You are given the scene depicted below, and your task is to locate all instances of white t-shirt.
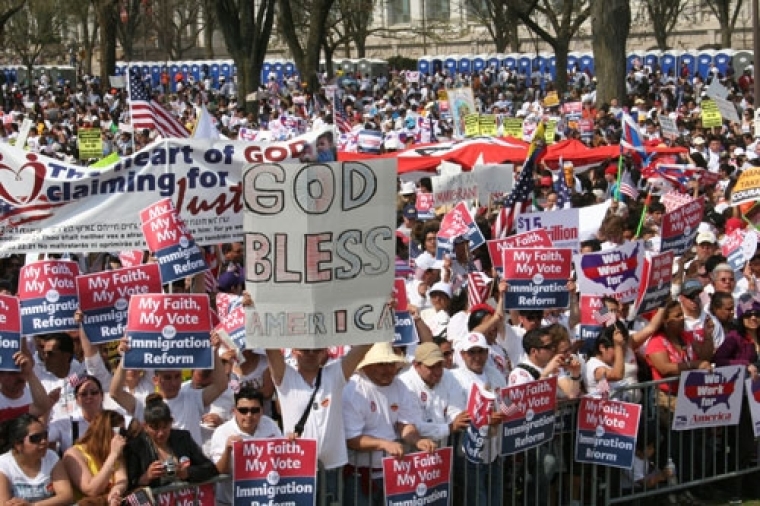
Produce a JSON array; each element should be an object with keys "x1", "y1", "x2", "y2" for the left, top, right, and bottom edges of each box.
[
  {"x1": 209, "y1": 417, "x2": 282, "y2": 506},
  {"x1": 49, "y1": 415, "x2": 90, "y2": 454},
  {"x1": 398, "y1": 367, "x2": 464, "y2": 445},
  {"x1": 343, "y1": 373, "x2": 424, "y2": 470},
  {"x1": 0, "y1": 388, "x2": 33, "y2": 423},
  {"x1": 134, "y1": 388, "x2": 205, "y2": 446},
  {"x1": 275, "y1": 361, "x2": 348, "y2": 469},
  {"x1": 0, "y1": 449, "x2": 59, "y2": 502}
]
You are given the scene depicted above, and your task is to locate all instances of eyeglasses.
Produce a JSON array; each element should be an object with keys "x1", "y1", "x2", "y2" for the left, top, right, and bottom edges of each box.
[
  {"x1": 236, "y1": 407, "x2": 262, "y2": 415},
  {"x1": 77, "y1": 389, "x2": 101, "y2": 398},
  {"x1": 539, "y1": 344, "x2": 556, "y2": 351},
  {"x1": 27, "y1": 431, "x2": 48, "y2": 444},
  {"x1": 684, "y1": 292, "x2": 702, "y2": 301},
  {"x1": 464, "y1": 348, "x2": 489, "y2": 355},
  {"x1": 743, "y1": 311, "x2": 760, "y2": 319}
]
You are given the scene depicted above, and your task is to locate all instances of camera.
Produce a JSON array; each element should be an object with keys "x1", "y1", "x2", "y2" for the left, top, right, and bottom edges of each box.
[{"x1": 163, "y1": 460, "x2": 176, "y2": 477}]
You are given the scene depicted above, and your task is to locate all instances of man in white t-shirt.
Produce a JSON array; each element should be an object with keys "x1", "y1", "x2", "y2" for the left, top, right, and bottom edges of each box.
[
  {"x1": 342, "y1": 342, "x2": 436, "y2": 504},
  {"x1": 209, "y1": 386, "x2": 282, "y2": 506},
  {"x1": 266, "y1": 343, "x2": 371, "y2": 504}
]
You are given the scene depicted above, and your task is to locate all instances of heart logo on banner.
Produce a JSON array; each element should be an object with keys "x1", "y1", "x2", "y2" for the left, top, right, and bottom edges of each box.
[{"x1": 0, "y1": 155, "x2": 46, "y2": 206}]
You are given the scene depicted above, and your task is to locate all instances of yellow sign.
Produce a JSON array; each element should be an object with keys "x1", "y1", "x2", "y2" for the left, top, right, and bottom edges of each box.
[
  {"x1": 701, "y1": 100, "x2": 723, "y2": 128},
  {"x1": 78, "y1": 128, "x2": 103, "y2": 160},
  {"x1": 545, "y1": 120, "x2": 557, "y2": 145},
  {"x1": 501, "y1": 118, "x2": 524, "y2": 139},
  {"x1": 731, "y1": 166, "x2": 760, "y2": 206},
  {"x1": 479, "y1": 114, "x2": 497, "y2": 137},
  {"x1": 464, "y1": 114, "x2": 480, "y2": 137},
  {"x1": 543, "y1": 91, "x2": 559, "y2": 108}
]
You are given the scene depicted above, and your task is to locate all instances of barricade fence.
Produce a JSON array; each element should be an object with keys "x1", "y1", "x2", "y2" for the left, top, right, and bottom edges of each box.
[{"x1": 139, "y1": 377, "x2": 759, "y2": 506}]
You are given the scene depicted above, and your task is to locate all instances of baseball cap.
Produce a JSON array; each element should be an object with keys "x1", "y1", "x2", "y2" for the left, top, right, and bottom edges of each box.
[
  {"x1": 605, "y1": 165, "x2": 618, "y2": 176},
  {"x1": 539, "y1": 176, "x2": 553, "y2": 187},
  {"x1": 460, "y1": 332, "x2": 489, "y2": 351},
  {"x1": 453, "y1": 235, "x2": 468, "y2": 246},
  {"x1": 218, "y1": 271, "x2": 243, "y2": 291},
  {"x1": 399, "y1": 181, "x2": 416, "y2": 195},
  {"x1": 414, "y1": 343, "x2": 445, "y2": 366},
  {"x1": 681, "y1": 279, "x2": 703, "y2": 297},
  {"x1": 696, "y1": 231, "x2": 716, "y2": 244},
  {"x1": 415, "y1": 254, "x2": 443, "y2": 272},
  {"x1": 429, "y1": 282, "x2": 452, "y2": 299},
  {"x1": 693, "y1": 136, "x2": 706, "y2": 145},
  {"x1": 402, "y1": 204, "x2": 418, "y2": 220},
  {"x1": 725, "y1": 217, "x2": 745, "y2": 235},
  {"x1": 734, "y1": 147, "x2": 746, "y2": 157}
]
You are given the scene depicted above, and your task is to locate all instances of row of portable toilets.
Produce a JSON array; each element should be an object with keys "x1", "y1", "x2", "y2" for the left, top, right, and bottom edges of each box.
[{"x1": 418, "y1": 49, "x2": 754, "y2": 80}]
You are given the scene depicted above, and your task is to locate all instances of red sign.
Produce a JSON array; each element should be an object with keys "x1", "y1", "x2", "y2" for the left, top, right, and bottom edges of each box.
[{"x1": 487, "y1": 229, "x2": 553, "y2": 272}]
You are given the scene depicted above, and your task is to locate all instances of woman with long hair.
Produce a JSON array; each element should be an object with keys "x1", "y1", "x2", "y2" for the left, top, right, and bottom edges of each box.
[
  {"x1": 0, "y1": 414, "x2": 73, "y2": 505},
  {"x1": 48, "y1": 375, "x2": 106, "y2": 455},
  {"x1": 62, "y1": 410, "x2": 128, "y2": 506},
  {"x1": 125, "y1": 393, "x2": 218, "y2": 490},
  {"x1": 712, "y1": 291, "x2": 758, "y2": 372}
]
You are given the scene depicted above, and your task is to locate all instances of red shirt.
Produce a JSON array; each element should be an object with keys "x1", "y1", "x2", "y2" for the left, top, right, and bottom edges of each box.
[{"x1": 645, "y1": 331, "x2": 696, "y2": 393}]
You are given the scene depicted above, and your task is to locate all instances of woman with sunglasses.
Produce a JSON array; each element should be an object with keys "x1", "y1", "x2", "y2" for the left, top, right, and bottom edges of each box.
[
  {"x1": 125, "y1": 393, "x2": 217, "y2": 490},
  {"x1": 62, "y1": 410, "x2": 128, "y2": 506},
  {"x1": 48, "y1": 375, "x2": 106, "y2": 455},
  {"x1": 0, "y1": 414, "x2": 73, "y2": 505},
  {"x1": 713, "y1": 292, "x2": 760, "y2": 378}
]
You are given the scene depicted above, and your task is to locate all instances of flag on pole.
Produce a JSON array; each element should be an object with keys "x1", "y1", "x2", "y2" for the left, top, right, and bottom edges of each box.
[
  {"x1": 554, "y1": 158, "x2": 572, "y2": 209},
  {"x1": 332, "y1": 90, "x2": 352, "y2": 133},
  {"x1": 619, "y1": 171, "x2": 640, "y2": 200},
  {"x1": 128, "y1": 67, "x2": 189, "y2": 138},
  {"x1": 492, "y1": 122, "x2": 546, "y2": 239},
  {"x1": 192, "y1": 103, "x2": 221, "y2": 140},
  {"x1": 620, "y1": 114, "x2": 646, "y2": 158},
  {"x1": 203, "y1": 246, "x2": 219, "y2": 294},
  {"x1": 467, "y1": 272, "x2": 493, "y2": 308}
]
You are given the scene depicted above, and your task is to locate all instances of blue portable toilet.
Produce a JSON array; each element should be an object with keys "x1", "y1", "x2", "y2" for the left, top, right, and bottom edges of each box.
[
  {"x1": 220, "y1": 62, "x2": 232, "y2": 81},
  {"x1": 547, "y1": 55, "x2": 557, "y2": 79},
  {"x1": 502, "y1": 53, "x2": 517, "y2": 70},
  {"x1": 626, "y1": 52, "x2": 643, "y2": 72},
  {"x1": 458, "y1": 55, "x2": 472, "y2": 74},
  {"x1": 418, "y1": 56, "x2": 429, "y2": 73},
  {"x1": 678, "y1": 52, "x2": 697, "y2": 78},
  {"x1": 272, "y1": 60, "x2": 284, "y2": 82},
  {"x1": 644, "y1": 51, "x2": 660, "y2": 71},
  {"x1": 190, "y1": 63, "x2": 200, "y2": 82},
  {"x1": 660, "y1": 51, "x2": 678, "y2": 75},
  {"x1": 535, "y1": 53, "x2": 548, "y2": 73},
  {"x1": 518, "y1": 54, "x2": 532, "y2": 75},
  {"x1": 579, "y1": 52, "x2": 594, "y2": 75},
  {"x1": 488, "y1": 54, "x2": 500, "y2": 69},
  {"x1": 168, "y1": 64, "x2": 180, "y2": 91},
  {"x1": 210, "y1": 63, "x2": 220, "y2": 85},
  {"x1": 445, "y1": 55, "x2": 458, "y2": 74},
  {"x1": 734, "y1": 50, "x2": 753, "y2": 74},
  {"x1": 567, "y1": 52, "x2": 579, "y2": 73},
  {"x1": 473, "y1": 54, "x2": 486, "y2": 73},
  {"x1": 150, "y1": 65, "x2": 161, "y2": 87},
  {"x1": 261, "y1": 61, "x2": 272, "y2": 83},
  {"x1": 714, "y1": 49, "x2": 734, "y2": 74},
  {"x1": 696, "y1": 50, "x2": 714, "y2": 78},
  {"x1": 284, "y1": 61, "x2": 295, "y2": 78}
]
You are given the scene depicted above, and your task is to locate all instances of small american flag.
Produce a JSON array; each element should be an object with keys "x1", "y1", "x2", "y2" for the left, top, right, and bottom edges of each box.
[
  {"x1": 498, "y1": 390, "x2": 521, "y2": 417},
  {"x1": 592, "y1": 307, "x2": 618, "y2": 327},
  {"x1": 128, "y1": 67, "x2": 189, "y2": 138},
  {"x1": 467, "y1": 272, "x2": 493, "y2": 308},
  {"x1": 203, "y1": 246, "x2": 219, "y2": 294},
  {"x1": 619, "y1": 171, "x2": 639, "y2": 200},
  {"x1": 67, "y1": 373, "x2": 85, "y2": 388},
  {"x1": 332, "y1": 90, "x2": 352, "y2": 134},
  {"x1": 554, "y1": 161, "x2": 572, "y2": 209}
]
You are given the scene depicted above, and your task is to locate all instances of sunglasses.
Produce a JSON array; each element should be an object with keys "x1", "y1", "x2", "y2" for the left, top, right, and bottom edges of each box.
[
  {"x1": 237, "y1": 407, "x2": 262, "y2": 415},
  {"x1": 743, "y1": 311, "x2": 760, "y2": 319},
  {"x1": 77, "y1": 389, "x2": 101, "y2": 398},
  {"x1": 464, "y1": 348, "x2": 489, "y2": 355},
  {"x1": 538, "y1": 344, "x2": 557, "y2": 351},
  {"x1": 27, "y1": 431, "x2": 48, "y2": 444}
]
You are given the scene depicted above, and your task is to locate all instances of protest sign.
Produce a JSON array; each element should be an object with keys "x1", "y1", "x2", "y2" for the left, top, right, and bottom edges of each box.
[
  {"x1": 502, "y1": 248, "x2": 571, "y2": 310},
  {"x1": 487, "y1": 229, "x2": 553, "y2": 273},
  {"x1": 659, "y1": 116, "x2": 679, "y2": 139},
  {"x1": 393, "y1": 278, "x2": 417, "y2": 346},
  {"x1": 713, "y1": 96, "x2": 740, "y2": 123},
  {"x1": 124, "y1": 293, "x2": 212, "y2": 369},
  {"x1": 215, "y1": 305, "x2": 246, "y2": 353},
  {"x1": 431, "y1": 171, "x2": 478, "y2": 207},
  {"x1": 383, "y1": 448, "x2": 452, "y2": 506},
  {"x1": 501, "y1": 118, "x2": 523, "y2": 138},
  {"x1": 731, "y1": 167, "x2": 760, "y2": 206},
  {"x1": 722, "y1": 229, "x2": 757, "y2": 271},
  {"x1": 17, "y1": 260, "x2": 80, "y2": 335},
  {"x1": 706, "y1": 77, "x2": 730, "y2": 100},
  {"x1": 661, "y1": 190, "x2": 694, "y2": 214},
  {"x1": 700, "y1": 100, "x2": 723, "y2": 128},
  {"x1": 447, "y1": 87, "x2": 476, "y2": 139},
  {"x1": 118, "y1": 250, "x2": 144, "y2": 268},
  {"x1": 479, "y1": 114, "x2": 497, "y2": 137},
  {"x1": 0, "y1": 130, "x2": 330, "y2": 254},
  {"x1": 357, "y1": 129, "x2": 383, "y2": 154},
  {"x1": 472, "y1": 164, "x2": 514, "y2": 204},
  {"x1": 747, "y1": 377, "x2": 760, "y2": 437},
  {"x1": 463, "y1": 382, "x2": 496, "y2": 464},
  {"x1": 632, "y1": 251, "x2": 674, "y2": 317},
  {"x1": 0, "y1": 295, "x2": 21, "y2": 371},
  {"x1": 500, "y1": 377, "x2": 557, "y2": 455},
  {"x1": 578, "y1": 295, "x2": 605, "y2": 348},
  {"x1": 215, "y1": 292, "x2": 234, "y2": 320},
  {"x1": 156, "y1": 485, "x2": 212, "y2": 506},
  {"x1": 15, "y1": 118, "x2": 33, "y2": 150},
  {"x1": 575, "y1": 398, "x2": 641, "y2": 469},
  {"x1": 515, "y1": 202, "x2": 610, "y2": 254},
  {"x1": 545, "y1": 120, "x2": 558, "y2": 145},
  {"x1": 233, "y1": 439, "x2": 317, "y2": 506},
  {"x1": 140, "y1": 198, "x2": 209, "y2": 284},
  {"x1": 243, "y1": 161, "x2": 396, "y2": 349},
  {"x1": 436, "y1": 201, "x2": 486, "y2": 259},
  {"x1": 415, "y1": 192, "x2": 436, "y2": 221},
  {"x1": 574, "y1": 240, "x2": 645, "y2": 303},
  {"x1": 78, "y1": 128, "x2": 103, "y2": 160},
  {"x1": 672, "y1": 365, "x2": 744, "y2": 431},
  {"x1": 659, "y1": 198, "x2": 703, "y2": 256},
  {"x1": 464, "y1": 114, "x2": 479, "y2": 137},
  {"x1": 76, "y1": 263, "x2": 162, "y2": 344}
]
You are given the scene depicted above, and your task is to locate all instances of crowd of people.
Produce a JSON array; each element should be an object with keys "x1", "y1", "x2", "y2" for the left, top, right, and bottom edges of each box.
[{"x1": 0, "y1": 52, "x2": 759, "y2": 506}]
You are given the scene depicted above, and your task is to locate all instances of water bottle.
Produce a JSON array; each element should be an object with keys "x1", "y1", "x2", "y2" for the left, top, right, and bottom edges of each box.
[{"x1": 665, "y1": 457, "x2": 678, "y2": 486}]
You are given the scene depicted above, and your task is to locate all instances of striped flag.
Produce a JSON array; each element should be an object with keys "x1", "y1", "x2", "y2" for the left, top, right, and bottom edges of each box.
[
  {"x1": 554, "y1": 158, "x2": 572, "y2": 209},
  {"x1": 67, "y1": 373, "x2": 85, "y2": 388},
  {"x1": 128, "y1": 67, "x2": 189, "y2": 138},
  {"x1": 492, "y1": 122, "x2": 546, "y2": 239},
  {"x1": 592, "y1": 307, "x2": 618, "y2": 327},
  {"x1": 619, "y1": 171, "x2": 640, "y2": 200},
  {"x1": 467, "y1": 272, "x2": 493, "y2": 308},
  {"x1": 203, "y1": 246, "x2": 219, "y2": 294},
  {"x1": 332, "y1": 90, "x2": 352, "y2": 133},
  {"x1": 620, "y1": 114, "x2": 647, "y2": 158},
  {"x1": 498, "y1": 390, "x2": 522, "y2": 417}
]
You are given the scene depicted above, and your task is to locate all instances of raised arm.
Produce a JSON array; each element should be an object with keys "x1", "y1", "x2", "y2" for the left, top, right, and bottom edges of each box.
[
  {"x1": 109, "y1": 337, "x2": 136, "y2": 415},
  {"x1": 15, "y1": 349, "x2": 54, "y2": 417},
  {"x1": 265, "y1": 348, "x2": 286, "y2": 387},
  {"x1": 340, "y1": 344, "x2": 372, "y2": 381},
  {"x1": 201, "y1": 333, "x2": 228, "y2": 407}
]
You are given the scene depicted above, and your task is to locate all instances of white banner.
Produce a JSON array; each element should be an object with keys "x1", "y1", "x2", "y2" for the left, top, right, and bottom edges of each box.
[
  {"x1": 431, "y1": 171, "x2": 478, "y2": 207},
  {"x1": 0, "y1": 130, "x2": 329, "y2": 254},
  {"x1": 472, "y1": 164, "x2": 513, "y2": 203},
  {"x1": 243, "y1": 160, "x2": 396, "y2": 348},
  {"x1": 514, "y1": 201, "x2": 610, "y2": 253}
]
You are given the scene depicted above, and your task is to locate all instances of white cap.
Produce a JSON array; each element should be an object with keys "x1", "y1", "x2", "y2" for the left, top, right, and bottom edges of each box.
[
  {"x1": 693, "y1": 136, "x2": 706, "y2": 145},
  {"x1": 415, "y1": 253, "x2": 443, "y2": 271},
  {"x1": 429, "y1": 282, "x2": 452, "y2": 298},
  {"x1": 734, "y1": 147, "x2": 746, "y2": 157},
  {"x1": 696, "y1": 231, "x2": 717, "y2": 244},
  {"x1": 460, "y1": 332, "x2": 489, "y2": 351},
  {"x1": 399, "y1": 181, "x2": 416, "y2": 195}
]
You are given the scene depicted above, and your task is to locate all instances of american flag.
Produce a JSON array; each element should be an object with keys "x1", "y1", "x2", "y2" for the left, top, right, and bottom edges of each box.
[
  {"x1": 204, "y1": 246, "x2": 219, "y2": 294},
  {"x1": 67, "y1": 373, "x2": 85, "y2": 388},
  {"x1": 332, "y1": 90, "x2": 352, "y2": 133},
  {"x1": 498, "y1": 390, "x2": 522, "y2": 417},
  {"x1": 492, "y1": 125, "x2": 545, "y2": 239},
  {"x1": 467, "y1": 272, "x2": 493, "y2": 308},
  {"x1": 554, "y1": 158, "x2": 572, "y2": 209},
  {"x1": 619, "y1": 171, "x2": 640, "y2": 200},
  {"x1": 620, "y1": 113, "x2": 647, "y2": 159},
  {"x1": 128, "y1": 67, "x2": 189, "y2": 138},
  {"x1": 597, "y1": 373, "x2": 611, "y2": 398},
  {"x1": 641, "y1": 162, "x2": 700, "y2": 191},
  {"x1": 592, "y1": 307, "x2": 618, "y2": 327}
]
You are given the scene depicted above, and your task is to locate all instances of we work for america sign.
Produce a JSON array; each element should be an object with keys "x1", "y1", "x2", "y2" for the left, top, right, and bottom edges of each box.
[{"x1": 243, "y1": 161, "x2": 396, "y2": 349}]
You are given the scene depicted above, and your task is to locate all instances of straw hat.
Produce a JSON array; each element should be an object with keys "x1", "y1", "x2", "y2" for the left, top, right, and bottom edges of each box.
[{"x1": 357, "y1": 342, "x2": 407, "y2": 370}]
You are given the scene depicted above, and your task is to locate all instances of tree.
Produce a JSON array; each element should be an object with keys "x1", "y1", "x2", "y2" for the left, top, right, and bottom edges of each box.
[
  {"x1": 68, "y1": 0, "x2": 98, "y2": 76},
  {"x1": 5, "y1": 0, "x2": 64, "y2": 81},
  {"x1": 0, "y1": 0, "x2": 25, "y2": 42},
  {"x1": 508, "y1": 0, "x2": 591, "y2": 96},
  {"x1": 143, "y1": 0, "x2": 205, "y2": 59},
  {"x1": 638, "y1": 0, "x2": 686, "y2": 51},
  {"x1": 115, "y1": 0, "x2": 148, "y2": 61},
  {"x1": 591, "y1": 0, "x2": 629, "y2": 106},
  {"x1": 91, "y1": 0, "x2": 119, "y2": 84},
  {"x1": 279, "y1": 0, "x2": 334, "y2": 93},
  {"x1": 467, "y1": 0, "x2": 522, "y2": 53},
  {"x1": 200, "y1": 0, "x2": 217, "y2": 59},
  {"x1": 336, "y1": 0, "x2": 373, "y2": 57},
  {"x1": 703, "y1": 0, "x2": 744, "y2": 48},
  {"x1": 215, "y1": 0, "x2": 276, "y2": 113}
]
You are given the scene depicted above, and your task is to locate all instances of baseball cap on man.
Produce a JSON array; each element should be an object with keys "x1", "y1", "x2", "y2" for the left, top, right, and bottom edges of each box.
[
  {"x1": 681, "y1": 279, "x2": 703, "y2": 297},
  {"x1": 460, "y1": 332, "x2": 489, "y2": 351},
  {"x1": 696, "y1": 231, "x2": 716, "y2": 244},
  {"x1": 414, "y1": 343, "x2": 445, "y2": 366},
  {"x1": 402, "y1": 204, "x2": 418, "y2": 220}
]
